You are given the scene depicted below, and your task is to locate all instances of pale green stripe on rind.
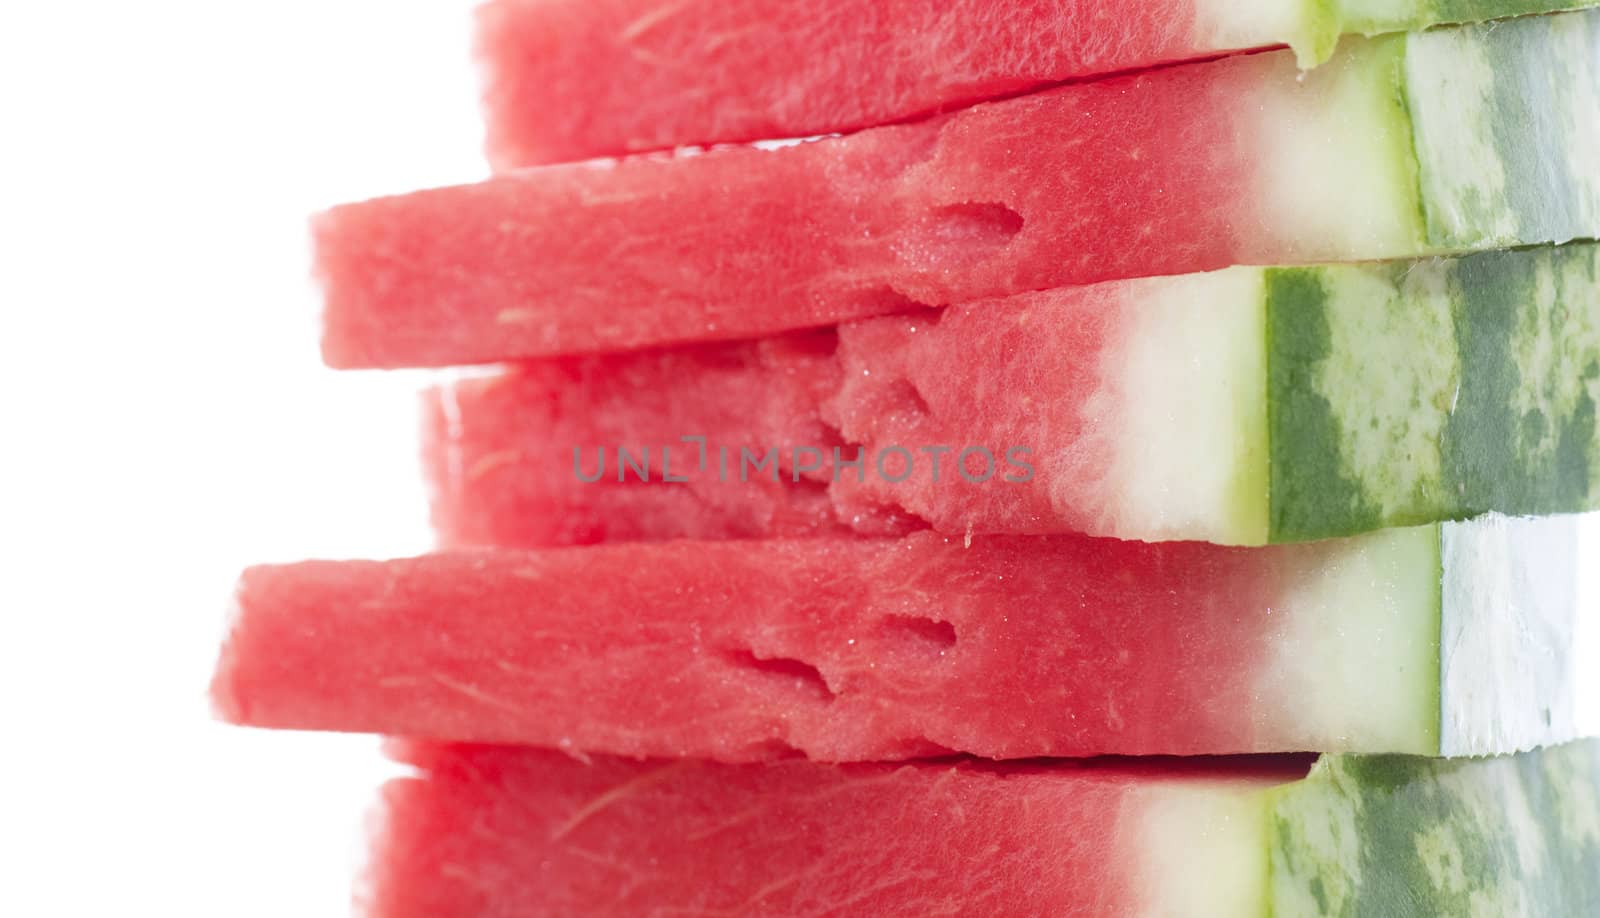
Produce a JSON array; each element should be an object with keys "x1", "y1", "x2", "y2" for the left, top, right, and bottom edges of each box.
[
  {"x1": 1265, "y1": 243, "x2": 1600, "y2": 543},
  {"x1": 1268, "y1": 740, "x2": 1600, "y2": 917},
  {"x1": 1404, "y1": 10, "x2": 1600, "y2": 250}
]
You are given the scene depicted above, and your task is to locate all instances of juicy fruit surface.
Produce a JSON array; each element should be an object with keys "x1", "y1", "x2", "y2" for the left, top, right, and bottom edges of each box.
[
  {"x1": 423, "y1": 276, "x2": 1260, "y2": 546},
  {"x1": 478, "y1": 0, "x2": 1598, "y2": 166},
  {"x1": 365, "y1": 741, "x2": 1600, "y2": 917},
  {"x1": 424, "y1": 332, "x2": 855, "y2": 547},
  {"x1": 826, "y1": 271, "x2": 1270, "y2": 544},
  {"x1": 321, "y1": 12, "x2": 1600, "y2": 368},
  {"x1": 320, "y1": 47, "x2": 1242, "y2": 367},
  {"x1": 214, "y1": 527, "x2": 1446, "y2": 760},
  {"x1": 367, "y1": 742, "x2": 1301, "y2": 918},
  {"x1": 480, "y1": 0, "x2": 1205, "y2": 166},
  {"x1": 429, "y1": 245, "x2": 1600, "y2": 547}
]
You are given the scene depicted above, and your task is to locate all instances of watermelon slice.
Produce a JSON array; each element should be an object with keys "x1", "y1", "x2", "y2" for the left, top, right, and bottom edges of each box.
[
  {"x1": 479, "y1": 0, "x2": 1600, "y2": 166},
  {"x1": 366, "y1": 740, "x2": 1600, "y2": 917},
  {"x1": 429, "y1": 244, "x2": 1600, "y2": 547},
  {"x1": 211, "y1": 514, "x2": 1595, "y2": 761},
  {"x1": 319, "y1": 11, "x2": 1600, "y2": 368}
]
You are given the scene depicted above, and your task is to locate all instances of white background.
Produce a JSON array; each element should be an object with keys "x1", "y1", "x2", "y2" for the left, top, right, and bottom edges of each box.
[
  {"x1": 2, "y1": 4, "x2": 1598, "y2": 917},
  {"x1": 2, "y1": 3, "x2": 481, "y2": 915}
]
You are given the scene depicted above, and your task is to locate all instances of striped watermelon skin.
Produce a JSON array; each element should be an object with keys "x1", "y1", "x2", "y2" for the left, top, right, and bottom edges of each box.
[
  {"x1": 319, "y1": 12, "x2": 1600, "y2": 369},
  {"x1": 477, "y1": 0, "x2": 1596, "y2": 166}
]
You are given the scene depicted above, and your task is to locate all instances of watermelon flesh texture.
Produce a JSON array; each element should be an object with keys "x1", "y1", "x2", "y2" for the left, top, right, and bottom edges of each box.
[
  {"x1": 212, "y1": 514, "x2": 1594, "y2": 761},
  {"x1": 479, "y1": 0, "x2": 1598, "y2": 166},
  {"x1": 424, "y1": 331, "x2": 862, "y2": 547},
  {"x1": 429, "y1": 244, "x2": 1600, "y2": 548},
  {"x1": 320, "y1": 11, "x2": 1600, "y2": 368},
  {"x1": 366, "y1": 740, "x2": 1600, "y2": 917}
]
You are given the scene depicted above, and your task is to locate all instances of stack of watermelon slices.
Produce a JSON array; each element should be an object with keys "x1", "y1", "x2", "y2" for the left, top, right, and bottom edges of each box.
[{"x1": 213, "y1": 3, "x2": 1600, "y2": 914}]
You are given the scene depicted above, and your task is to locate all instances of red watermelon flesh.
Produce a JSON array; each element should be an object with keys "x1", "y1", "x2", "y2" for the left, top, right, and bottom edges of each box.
[
  {"x1": 367, "y1": 741, "x2": 1306, "y2": 917},
  {"x1": 425, "y1": 287, "x2": 1125, "y2": 549},
  {"x1": 211, "y1": 526, "x2": 1453, "y2": 761},
  {"x1": 423, "y1": 332, "x2": 871, "y2": 547},
  {"x1": 319, "y1": 53, "x2": 1237, "y2": 367},
  {"x1": 318, "y1": 16, "x2": 1600, "y2": 368},
  {"x1": 478, "y1": 0, "x2": 1212, "y2": 167}
]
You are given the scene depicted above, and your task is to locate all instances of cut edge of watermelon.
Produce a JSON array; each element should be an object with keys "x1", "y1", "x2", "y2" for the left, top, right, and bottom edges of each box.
[{"x1": 1441, "y1": 513, "x2": 1594, "y2": 755}]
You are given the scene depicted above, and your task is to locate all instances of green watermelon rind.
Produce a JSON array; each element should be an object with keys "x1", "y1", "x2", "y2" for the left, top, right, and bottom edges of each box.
[
  {"x1": 1259, "y1": 12, "x2": 1600, "y2": 544},
  {"x1": 1267, "y1": 740, "x2": 1600, "y2": 916},
  {"x1": 1295, "y1": 0, "x2": 1600, "y2": 66},
  {"x1": 1263, "y1": 244, "x2": 1600, "y2": 544},
  {"x1": 1102, "y1": 13, "x2": 1600, "y2": 546},
  {"x1": 1404, "y1": 10, "x2": 1600, "y2": 250}
]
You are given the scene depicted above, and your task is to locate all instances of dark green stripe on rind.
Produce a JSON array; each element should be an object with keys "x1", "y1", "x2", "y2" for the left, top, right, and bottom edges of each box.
[
  {"x1": 1265, "y1": 269, "x2": 1383, "y2": 541},
  {"x1": 1269, "y1": 741, "x2": 1600, "y2": 916},
  {"x1": 1403, "y1": 9, "x2": 1600, "y2": 250},
  {"x1": 1266, "y1": 244, "x2": 1600, "y2": 542}
]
